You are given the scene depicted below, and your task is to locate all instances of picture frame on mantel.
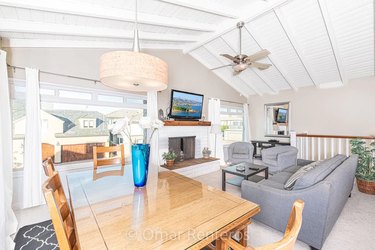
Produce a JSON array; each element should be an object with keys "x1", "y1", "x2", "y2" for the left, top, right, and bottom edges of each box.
[{"x1": 264, "y1": 102, "x2": 291, "y2": 138}]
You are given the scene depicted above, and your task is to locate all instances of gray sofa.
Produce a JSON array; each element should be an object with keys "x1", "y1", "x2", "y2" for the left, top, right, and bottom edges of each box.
[
  {"x1": 227, "y1": 142, "x2": 254, "y2": 164},
  {"x1": 241, "y1": 154, "x2": 358, "y2": 249},
  {"x1": 262, "y1": 146, "x2": 298, "y2": 174}
]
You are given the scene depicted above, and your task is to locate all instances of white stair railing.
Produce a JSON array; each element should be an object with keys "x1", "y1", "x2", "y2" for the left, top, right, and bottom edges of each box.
[{"x1": 296, "y1": 134, "x2": 375, "y2": 161}]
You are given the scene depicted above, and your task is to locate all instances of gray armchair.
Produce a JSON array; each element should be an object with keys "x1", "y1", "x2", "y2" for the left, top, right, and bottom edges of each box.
[
  {"x1": 227, "y1": 142, "x2": 254, "y2": 164},
  {"x1": 261, "y1": 146, "x2": 298, "y2": 174}
]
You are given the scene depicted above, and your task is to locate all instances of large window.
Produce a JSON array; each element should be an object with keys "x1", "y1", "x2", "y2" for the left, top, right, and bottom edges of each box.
[
  {"x1": 220, "y1": 102, "x2": 244, "y2": 144},
  {"x1": 10, "y1": 79, "x2": 147, "y2": 169}
]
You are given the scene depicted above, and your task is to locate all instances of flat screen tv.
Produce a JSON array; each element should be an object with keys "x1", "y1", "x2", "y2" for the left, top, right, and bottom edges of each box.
[
  {"x1": 169, "y1": 89, "x2": 204, "y2": 120},
  {"x1": 276, "y1": 108, "x2": 288, "y2": 123}
]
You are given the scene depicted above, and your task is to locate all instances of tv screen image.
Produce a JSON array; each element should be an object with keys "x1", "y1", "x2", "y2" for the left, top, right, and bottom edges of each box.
[
  {"x1": 276, "y1": 108, "x2": 288, "y2": 123},
  {"x1": 169, "y1": 90, "x2": 204, "y2": 120}
]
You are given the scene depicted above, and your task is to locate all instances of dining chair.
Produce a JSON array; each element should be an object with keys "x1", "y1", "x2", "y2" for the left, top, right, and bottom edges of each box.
[
  {"x1": 42, "y1": 157, "x2": 56, "y2": 177},
  {"x1": 42, "y1": 172, "x2": 79, "y2": 250},
  {"x1": 93, "y1": 145, "x2": 125, "y2": 179},
  {"x1": 219, "y1": 200, "x2": 304, "y2": 250}
]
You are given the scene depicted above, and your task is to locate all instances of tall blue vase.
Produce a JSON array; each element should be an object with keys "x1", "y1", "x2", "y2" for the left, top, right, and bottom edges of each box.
[{"x1": 131, "y1": 144, "x2": 150, "y2": 187}]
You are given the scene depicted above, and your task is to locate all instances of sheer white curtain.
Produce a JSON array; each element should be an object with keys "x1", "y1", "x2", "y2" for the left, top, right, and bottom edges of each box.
[
  {"x1": 243, "y1": 103, "x2": 252, "y2": 142},
  {"x1": 147, "y1": 91, "x2": 159, "y2": 171},
  {"x1": 23, "y1": 68, "x2": 44, "y2": 208},
  {"x1": 0, "y1": 50, "x2": 18, "y2": 250},
  {"x1": 208, "y1": 98, "x2": 224, "y2": 164}
]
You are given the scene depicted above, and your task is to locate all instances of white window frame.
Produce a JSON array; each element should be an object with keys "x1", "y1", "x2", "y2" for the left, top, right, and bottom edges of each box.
[
  {"x1": 9, "y1": 78, "x2": 147, "y2": 109},
  {"x1": 10, "y1": 78, "x2": 147, "y2": 170},
  {"x1": 220, "y1": 102, "x2": 245, "y2": 144}
]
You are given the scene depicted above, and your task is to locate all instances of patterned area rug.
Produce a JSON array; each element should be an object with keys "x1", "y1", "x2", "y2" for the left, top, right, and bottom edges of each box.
[{"x1": 14, "y1": 220, "x2": 59, "y2": 250}]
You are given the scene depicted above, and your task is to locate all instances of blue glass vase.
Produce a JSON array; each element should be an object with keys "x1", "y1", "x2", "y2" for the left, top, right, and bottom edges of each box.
[{"x1": 131, "y1": 144, "x2": 150, "y2": 187}]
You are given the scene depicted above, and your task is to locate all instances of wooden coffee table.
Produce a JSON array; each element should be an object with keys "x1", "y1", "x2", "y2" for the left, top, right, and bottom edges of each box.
[{"x1": 222, "y1": 162, "x2": 268, "y2": 191}]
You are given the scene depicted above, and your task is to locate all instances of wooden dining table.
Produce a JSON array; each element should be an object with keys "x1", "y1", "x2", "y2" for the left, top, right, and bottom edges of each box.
[{"x1": 66, "y1": 165, "x2": 260, "y2": 249}]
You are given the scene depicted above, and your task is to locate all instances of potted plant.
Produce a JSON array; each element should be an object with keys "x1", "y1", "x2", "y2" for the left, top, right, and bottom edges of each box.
[
  {"x1": 350, "y1": 139, "x2": 375, "y2": 194},
  {"x1": 162, "y1": 151, "x2": 177, "y2": 168},
  {"x1": 202, "y1": 147, "x2": 212, "y2": 158}
]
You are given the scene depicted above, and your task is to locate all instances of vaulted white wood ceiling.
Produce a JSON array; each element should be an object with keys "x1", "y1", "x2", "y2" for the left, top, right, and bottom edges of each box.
[{"x1": 0, "y1": 0, "x2": 373, "y2": 96}]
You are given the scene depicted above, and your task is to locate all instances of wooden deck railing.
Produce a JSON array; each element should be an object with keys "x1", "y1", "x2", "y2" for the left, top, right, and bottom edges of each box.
[{"x1": 294, "y1": 133, "x2": 375, "y2": 161}]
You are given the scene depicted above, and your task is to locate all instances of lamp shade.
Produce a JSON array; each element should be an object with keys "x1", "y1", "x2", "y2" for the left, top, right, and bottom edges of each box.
[{"x1": 100, "y1": 51, "x2": 168, "y2": 92}]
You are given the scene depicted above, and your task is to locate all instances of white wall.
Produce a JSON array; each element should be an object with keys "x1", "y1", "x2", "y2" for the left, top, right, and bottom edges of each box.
[
  {"x1": 146, "y1": 50, "x2": 247, "y2": 116},
  {"x1": 4, "y1": 48, "x2": 247, "y2": 114},
  {"x1": 248, "y1": 76, "x2": 375, "y2": 140}
]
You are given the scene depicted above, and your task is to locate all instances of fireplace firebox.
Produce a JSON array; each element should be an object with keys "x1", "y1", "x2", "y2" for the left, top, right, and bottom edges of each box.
[{"x1": 168, "y1": 136, "x2": 196, "y2": 161}]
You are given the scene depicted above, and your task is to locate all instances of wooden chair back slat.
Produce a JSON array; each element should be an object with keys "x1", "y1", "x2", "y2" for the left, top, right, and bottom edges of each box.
[
  {"x1": 43, "y1": 172, "x2": 79, "y2": 250},
  {"x1": 93, "y1": 144, "x2": 125, "y2": 169},
  {"x1": 220, "y1": 200, "x2": 304, "y2": 250},
  {"x1": 96, "y1": 157, "x2": 122, "y2": 166},
  {"x1": 43, "y1": 157, "x2": 56, "y2": 177}
]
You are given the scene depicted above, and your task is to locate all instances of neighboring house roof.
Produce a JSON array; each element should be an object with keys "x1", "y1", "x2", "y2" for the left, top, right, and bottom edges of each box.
[
  {"x1": 106, "y1": 109, "x2": 144, "y2": 120},
  {"x1": 47, "y1": 110, "x2": 109, "y2": 138}
]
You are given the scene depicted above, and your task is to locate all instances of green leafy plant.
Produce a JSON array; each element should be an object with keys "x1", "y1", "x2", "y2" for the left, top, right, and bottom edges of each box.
[
  {"x1": 221, "y1": 125, "x2": 229, "y2": 133},
  {"x1": 350, "y1": 139, "x2": 375, "y2": 181},
  {"x1": 162, "y1": 151, "x2": 177, "y2": 161}
]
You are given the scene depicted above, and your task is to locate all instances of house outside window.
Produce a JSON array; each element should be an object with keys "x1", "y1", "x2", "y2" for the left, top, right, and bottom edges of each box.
[
  {"x1": 220, "y1": 102, "x2": 244, "y2": 145},
  {"x1": 81, "y1": 119, "x2": 96, "y2": 129},
  {"x1": 10, "y1": 79, "x2": 147, "y2": 169}
]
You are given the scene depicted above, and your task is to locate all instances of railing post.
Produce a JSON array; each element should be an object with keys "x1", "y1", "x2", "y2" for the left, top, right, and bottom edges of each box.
[
  {"x1": 346, "y1": 138, "x2": 350, "y2": 156},
  {"x1": 305, "y1": 137, "x2": 309, "y2": 160},
  {"x1": 331, "y1": 138, "x2": 335, "y2": 157},
  {"x1": 317, "y1": 138, "x2": 321, "y2": 160},
  {"x1": 324, "y1": 138, "x2": 327, "y2": 159},
  {"x1": 311, "y1": 137, "x2": 315, "y2": 161}
]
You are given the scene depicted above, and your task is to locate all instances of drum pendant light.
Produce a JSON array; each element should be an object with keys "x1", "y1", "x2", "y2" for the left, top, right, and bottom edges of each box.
[{"x1": 99, "y1": 0, "x2": 168, "y2": 92}]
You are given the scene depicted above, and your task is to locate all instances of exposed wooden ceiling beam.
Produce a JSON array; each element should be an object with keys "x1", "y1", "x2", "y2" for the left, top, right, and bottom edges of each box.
[
  {"x1": 273, "y1": 8, "x2": 319, "y2": 87},
  {"x1": 159, "y1": 0, "x2": 238, "y2": 19},
  {"x1": 0, "y1": 0, "x2": 215, "y2": 32},
  {"x1": 183, "y1": 0, "x2": 289, "y2": 54},
  {"x1": 1, "y1": 38, "x2": 184, "y2": 50},
  {"x1": 243, "y1": 26, "x2": 298, "y2": 91},
  {"x1": 0, "y1": 19, "x2": 197, "y2": 43},
  {"x1": 317, "y1": 0, "x2": 347, "y2": 84}
]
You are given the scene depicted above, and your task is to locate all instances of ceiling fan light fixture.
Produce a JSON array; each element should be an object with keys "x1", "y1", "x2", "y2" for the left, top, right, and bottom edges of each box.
[
  {"x1": 216, "y1": 21, "x2": 272, "y2": 74},
  {"x1": 233, "y1": 63, "x2": 248, "y2": 72}
]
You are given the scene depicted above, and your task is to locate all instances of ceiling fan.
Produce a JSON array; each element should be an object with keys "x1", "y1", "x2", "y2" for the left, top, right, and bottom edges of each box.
[{"x1": 211, "y1": 21, "x2": 272, "y2": 74}]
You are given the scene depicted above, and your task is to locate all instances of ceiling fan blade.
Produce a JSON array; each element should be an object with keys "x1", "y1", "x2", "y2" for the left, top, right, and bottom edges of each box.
[
  {"x1": 220, "y1": 54, "x2": 240, "y2": 63},
  {"x1": 210, "y1": 64, "x2": 234, "y2": 70},
  {"x1": 249, "y1": 62, "x2": 272, "y2": 70},
  {"x1": 245, "y1": 49, "x2": 270, "y2": 62}
]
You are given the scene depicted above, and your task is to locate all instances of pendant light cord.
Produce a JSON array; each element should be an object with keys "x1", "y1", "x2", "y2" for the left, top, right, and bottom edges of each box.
[
  {"x1": 135, "y1": 0, "x2": 138, "y2": 29},
  {"x1": 132, "y1": 0, "x2": 140, "y2": 52}
]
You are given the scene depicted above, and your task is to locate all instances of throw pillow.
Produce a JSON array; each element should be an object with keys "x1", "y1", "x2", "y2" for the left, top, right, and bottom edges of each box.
[
  {"x1": 293, "y1": 154, "x2": 347, "y2": 190},
  {"x1": 284, "y1": 161, "x2": 321, "y2": 190}
]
